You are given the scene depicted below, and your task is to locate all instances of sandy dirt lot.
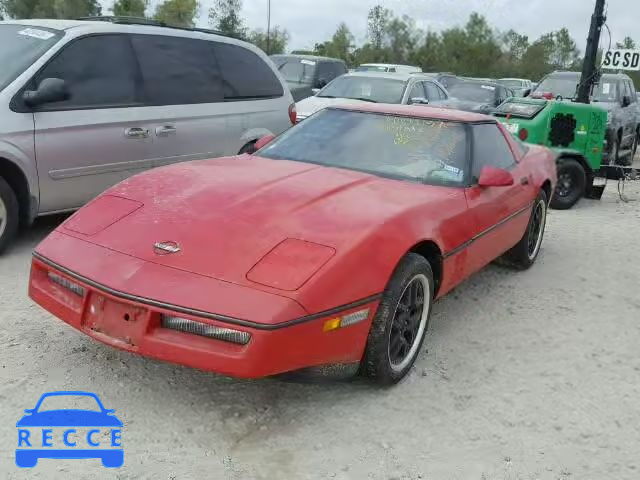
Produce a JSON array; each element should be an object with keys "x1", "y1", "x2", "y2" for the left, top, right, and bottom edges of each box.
[{"x1": 1, "y1": 180, "x2": 639, "y2": 480}]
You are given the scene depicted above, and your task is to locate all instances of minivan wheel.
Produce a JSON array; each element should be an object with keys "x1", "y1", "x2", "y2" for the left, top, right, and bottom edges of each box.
[{"x1": 0, "y1": 176, "x2": 19, "y2": 254}]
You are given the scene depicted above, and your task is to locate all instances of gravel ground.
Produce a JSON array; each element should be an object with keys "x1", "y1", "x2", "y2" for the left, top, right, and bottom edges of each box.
[{"x1": 1, "y1": 179, "x2": 639, "y2": 480}]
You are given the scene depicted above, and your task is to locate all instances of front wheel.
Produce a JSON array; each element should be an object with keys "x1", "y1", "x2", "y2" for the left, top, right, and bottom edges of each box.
[
  {"x1": 0, "y1": 176, "x2": 19, "y2": 255},
  {"x1": 500, "y1": 190, "x2": 548, "y2": 270},
  {"x1": 550, "y1": 158, "x2": 586, "y2": 210},
  {"x1": 361, "y1": 253, "x2": 434, "y2": 385}
]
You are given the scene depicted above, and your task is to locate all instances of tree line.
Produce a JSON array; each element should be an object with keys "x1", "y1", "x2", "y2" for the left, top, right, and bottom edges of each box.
[{"x1": 1, "y1": 0, "x2": 638, "y2": 84}]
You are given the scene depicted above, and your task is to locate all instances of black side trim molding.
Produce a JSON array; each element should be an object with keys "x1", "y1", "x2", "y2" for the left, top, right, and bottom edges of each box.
[
  {"x1": 32, "y1": 252, "x2": 382, "y2": 331},
  {"x1": 443, "y1": 202, "x2": 533, "y2": 259}
]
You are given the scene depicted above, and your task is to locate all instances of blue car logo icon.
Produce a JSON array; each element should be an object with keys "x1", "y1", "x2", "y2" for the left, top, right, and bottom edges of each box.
[{"x1": 16, "y1": 391, "x2": 123, "y2": 468}]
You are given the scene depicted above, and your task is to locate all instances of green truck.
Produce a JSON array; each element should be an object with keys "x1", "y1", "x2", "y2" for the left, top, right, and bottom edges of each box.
[{"x1": 494, "y1": 97, "x2": 608, "y2": 209}]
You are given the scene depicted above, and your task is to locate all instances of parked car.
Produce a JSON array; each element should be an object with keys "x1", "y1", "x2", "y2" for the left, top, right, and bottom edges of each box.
[
  {"x1": 531, "y1": 71, "x2": 639, "y2": 165},
  {"x1": 296, "y1": 72, "x2": 449, "y2": 121},
  {"x1": 270, "y1": 54, "x2": 347, "y2": 101},
  {"x1": 356, "y1": 63, "x2": 422, "y2": 74},
  {"x1": 30, "y1": 104, "x2": 556, "y2": 385},
  {"x1": 444, "y1": 80, "x2": 514, "y2": 114},
  {"x1": 497, "y1": 78, "x2": 533, "y2": 97},
  {"x1": 424, "y1": 72, "x2": 460, "y2": 90},
  {"x1": 0, "y1": 17, "x2": 296, "y2": 254}
]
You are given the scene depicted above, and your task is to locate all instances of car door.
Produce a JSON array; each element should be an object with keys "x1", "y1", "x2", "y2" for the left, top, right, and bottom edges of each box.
[
  {"x1": 464, "y1": 123, "x2": 536, "y2": 274},
  {"x1": 29, "y1": 34, "x2": 154, "y2": 213},
  {"x1": 128, "y1": 34, "x2": 230, "y2": 169}
]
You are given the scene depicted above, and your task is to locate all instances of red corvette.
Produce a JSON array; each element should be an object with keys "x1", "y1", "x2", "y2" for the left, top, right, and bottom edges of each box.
[{"x1": 29, "y1": 105, "x2": 556, "y2": 385}]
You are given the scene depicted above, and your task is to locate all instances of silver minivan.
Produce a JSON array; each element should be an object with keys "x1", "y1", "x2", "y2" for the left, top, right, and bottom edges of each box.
[{"x1": 0, "y1": 18, "x2": 296, "y2": 253}]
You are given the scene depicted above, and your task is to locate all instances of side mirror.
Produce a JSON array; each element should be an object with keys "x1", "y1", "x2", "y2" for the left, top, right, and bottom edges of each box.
[
  {"x1": 253, "y1": 135, "x2": 275, "y2": 152},
  {"x1": 523, "y1": 88, "x2": 531, "y2": 97},
  {"x1": 23, "y1": 78, "x2": 70, "y2": 107},
  {"x1": 410, "y1": 97, "x2": 429, "y2": 105},
  {"x1": 622, "y1": 95, "x2": 631, "y2": 107},
  {"x1": 311, "y1": 88, "x2": 321, "y2": 95},
  {"x1": 314, "y1": 78, "x2": 327, "y2": 89},
  {"x1": 478, "y1": 166, "x2": 514, "y2": 187}
]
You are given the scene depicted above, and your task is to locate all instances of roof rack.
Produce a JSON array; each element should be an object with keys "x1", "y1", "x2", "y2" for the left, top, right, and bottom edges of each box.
[{"x1": 75, "y1": 16, "x2": 234, "y2": 38}]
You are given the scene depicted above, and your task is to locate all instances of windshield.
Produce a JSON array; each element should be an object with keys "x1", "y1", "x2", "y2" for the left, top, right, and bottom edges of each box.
[
  {"x1": 0, "y1": 25, "x2": 62, "y2": 91},
  {"x1": 593, "y1": 80, "x2": 619, "y2": 102},
  {"x1": 258, "y1": 109, "x2": 468, "y2": 186},
  {"x1": 317, "y1": 76, "x2": 407, "y2": 103},
  {"x1": 532, "y1": 75, "x2": 579, "y2": 98},
  {"x1": 448, "y1": 83, "x2": 496, "y2": 103},
  {"x1": 498, "y1": 79, "x2": 525, "y2": 88},
  {"x1": 274, "y1": 57, "x2": 317, "y2": 84}
]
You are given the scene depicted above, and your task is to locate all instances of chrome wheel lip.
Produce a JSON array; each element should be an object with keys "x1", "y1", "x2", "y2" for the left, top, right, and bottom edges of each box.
[
  {"x1": 527, "y1": 198, "x2": 547, "y2": 260},
  {"x1": 387, "y1": 274, "x2": 430, "y2": 373},
  {"x1": 0, "y1": 197, "x2": 7, "y2": 239}
]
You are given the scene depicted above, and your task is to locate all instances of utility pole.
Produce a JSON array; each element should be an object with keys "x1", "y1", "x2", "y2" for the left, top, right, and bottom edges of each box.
[
  {"x1": 266, "y1": 0, "x2": 271, "y2": 55},
  {"x1": 576, "y1": 0, "x2": 606, "y2": 104}
]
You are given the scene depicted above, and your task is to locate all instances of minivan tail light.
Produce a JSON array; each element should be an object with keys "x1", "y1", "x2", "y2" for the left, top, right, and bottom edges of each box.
[{"x1": 288, "y1": 103, "x2": 297, "y2": 124}]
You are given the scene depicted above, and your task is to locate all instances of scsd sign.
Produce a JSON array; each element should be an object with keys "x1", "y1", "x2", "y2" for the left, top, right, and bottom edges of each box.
[{"x1": 601, "y1": 49, "x2": 640, "y2": 71}]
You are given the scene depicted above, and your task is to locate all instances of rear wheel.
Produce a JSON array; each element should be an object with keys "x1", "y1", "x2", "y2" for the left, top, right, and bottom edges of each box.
[
  {"x1": 0, "y1": 176, "x2": 19, "y2": 254},
  {"x1": 550, "y1": 158, "x2": 586, "y2": 210},
  {"x1": 500, "y1": 190, "x2": 548, "y2": 270},
  {"x1": 361, "y1": 253, "x2": 433, "y2": 385}
]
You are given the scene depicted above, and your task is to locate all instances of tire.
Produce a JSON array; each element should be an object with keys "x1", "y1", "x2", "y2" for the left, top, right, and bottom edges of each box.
[
  {"x1": 620, "y1": 134, "x2": 637, "y2": 167},
  {"x1": 500, "y1": 190, "x2": 548, "y2": 270},
  {"x1": 0, "y1": 176, "x2": 19, "y2": 255},
  {"x1": 608, "y1": 138, "x2": 619, "y2": 166},
  {"x1": 238, "y1": 141, "x2": 257, "y2": 155},
  {"x1": 550, "y1": 158, "x2": 586, "y2": 210},
  {"x1": 361, "y1": 253, "x2": 434, "y2": 385}
]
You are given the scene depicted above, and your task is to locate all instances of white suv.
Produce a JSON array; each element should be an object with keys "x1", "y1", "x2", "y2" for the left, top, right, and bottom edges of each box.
[{"x1": 0, "y1": 18, "x2": 296, "y2": 253}]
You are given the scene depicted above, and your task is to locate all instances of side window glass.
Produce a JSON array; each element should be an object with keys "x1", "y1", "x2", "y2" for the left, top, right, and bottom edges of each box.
[
  {"x1": 33, "y1": 34, "x2": 137, "y2": 109},
  {"x1": 132, "y1": 35, "x2": 223, "y2": 105},
  {"x1": 471, "y1": 124, "x2": 517, "y2": 181},
  {"x1": 408, "y1": 82, "x2": 426, "y2": 100},
  {"x1": 424, "y1": 82, "x2": 440, "y2": 101},
  {"x1": 213, "y1": 42, "x2": 284, "y2": 99}
]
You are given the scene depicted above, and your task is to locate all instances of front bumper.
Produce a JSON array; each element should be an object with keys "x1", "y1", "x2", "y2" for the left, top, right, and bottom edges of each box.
[{"x1": 29, "y1": 234, "x2": 378, "y2": 378}]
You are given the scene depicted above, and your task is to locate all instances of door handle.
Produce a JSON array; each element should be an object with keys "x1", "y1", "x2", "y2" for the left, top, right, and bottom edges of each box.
[
  {"x1": 124, "y1": 127, "x2": 149, "y2": 139},
  {"x1": 155, "y1": 125, "x2": 177, "y2": 137},
  {"x1": 520, "y1": 177, "x2": 530, "y2": 185}
]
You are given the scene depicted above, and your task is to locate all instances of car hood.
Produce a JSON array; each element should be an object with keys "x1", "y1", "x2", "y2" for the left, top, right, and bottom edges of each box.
[
  {"x1": 296, "y1": 96, "x2": 374, "y2": 119},
  {"x1": 57, "y1": 156, "x2": 449, "y2": 289},
  {"x1": 16, "y1": 410, "x2": 123, "y2": 427}
]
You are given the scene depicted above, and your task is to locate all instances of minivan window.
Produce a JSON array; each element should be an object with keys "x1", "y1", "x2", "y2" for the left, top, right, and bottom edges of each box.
[
  {"x1": 0, "y1": 25, "x2": 62, "y2": 91},
  {"x1": 275, "y1": 58, "x2": 317, "y2": 84},
  {"x1": 213, "y1": 42, "x2": 283, "y2": 99},
  {"x1": 132, "y1": 35, "x2": 224, "y2": 105},
  {"x1": 33, "y1": 34, "x2": 138, "y2": 109}
]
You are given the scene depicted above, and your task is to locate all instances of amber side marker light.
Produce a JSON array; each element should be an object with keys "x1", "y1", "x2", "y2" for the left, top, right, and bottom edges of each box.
[{"x1": 323, "y1": 308, "x2": 370, "y2": 332}]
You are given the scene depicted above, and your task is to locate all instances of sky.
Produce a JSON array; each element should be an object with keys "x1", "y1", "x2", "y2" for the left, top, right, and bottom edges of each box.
[{"x1": 131, "y1": 0, "x2": 639, "y2": 52}]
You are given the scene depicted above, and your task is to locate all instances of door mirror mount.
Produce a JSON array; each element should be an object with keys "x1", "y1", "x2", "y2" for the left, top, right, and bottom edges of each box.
[
  {"x1": 23, "y1": 78, "x2": 70, "y2": 107},
  {"x1": 478, "y1": 166, "x2": 514, "y2": 187},
  {"x1": 410, "y1": 97, "x2": 429, "y2": 105}
]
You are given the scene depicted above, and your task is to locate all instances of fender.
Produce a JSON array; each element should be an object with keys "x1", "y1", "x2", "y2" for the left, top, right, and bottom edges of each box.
[
  {"x1": 0, "y1": 139, "x2": 40, "y2": 224},
  {"x1": 239, "y1": 127, "x2": 275, "y2": 149}
]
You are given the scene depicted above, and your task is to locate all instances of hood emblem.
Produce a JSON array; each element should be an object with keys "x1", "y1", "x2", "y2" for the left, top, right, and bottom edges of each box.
[{"x1": 153, "y1": 241, "x2": 181, "y2": 255}]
